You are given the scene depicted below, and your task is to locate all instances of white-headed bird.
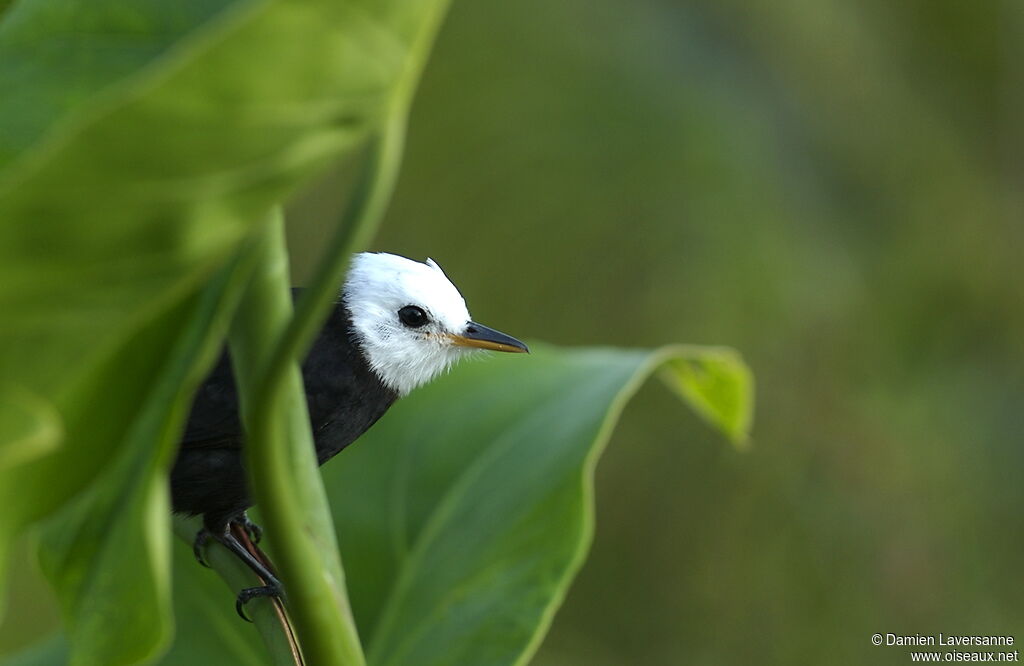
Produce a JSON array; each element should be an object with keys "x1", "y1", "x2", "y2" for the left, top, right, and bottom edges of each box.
[{"x1": 171, "y1": 253, "x2": 528, "y2": 617}]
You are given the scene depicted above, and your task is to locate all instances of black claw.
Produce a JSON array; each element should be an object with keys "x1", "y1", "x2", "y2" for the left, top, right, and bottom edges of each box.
[
  {"x1": 192, "y1": 529, "x2": 212, "y2": 568},
  {"x1": 234, "y1": 513, "x2": 263, "y2": 544},
  {"x1": 235, "y1": 584, "x2": 283, "y2": 622}
]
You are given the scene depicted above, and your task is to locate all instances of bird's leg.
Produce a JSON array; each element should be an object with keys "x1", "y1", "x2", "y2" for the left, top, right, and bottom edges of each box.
[
  {"x1": 193, "y1": 513, "x2": 264, "y2": 566},
  {"x1": 191, "y1": 517, "x2": 284, "y2": 621},
  {"x1": 211, "y1": 527, "x2": 285, "y2": 622},
  {"x1": 231, "y1": 511, "x2": 263, "y2": 544}
]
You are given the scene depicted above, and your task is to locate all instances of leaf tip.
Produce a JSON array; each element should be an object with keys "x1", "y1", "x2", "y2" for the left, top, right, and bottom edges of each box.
[{"x1": 656, "y1": 346, "x2": 755, "y2": 448}]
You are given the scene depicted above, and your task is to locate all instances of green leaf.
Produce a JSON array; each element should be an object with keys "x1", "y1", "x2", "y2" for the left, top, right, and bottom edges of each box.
[
  {"x1": 0, "y1": 386, "x2": 62, "y2": 471},
  {"x1": 0, "y1": 0, "x2": 404, "y2": 412},
  {"x1": 321, "y1": 343, "x2": 753, "y2": 666},
  {"x1": 0, "y1": 0, "x2": 440, "y2": 524},
  {"x1": 0, "y1": 1, "x2": 233, "y2": 166},
  {"x1": 0, "y1": 0, "x2": 451, "y2": 661},
  {"x1": 658, "y1": 345, "x2": 754, "y2": 446},
  {"x1": 1, "y1": 526, "x2": 290, "y2": 666},
  {"x1": 35, "y1": 255, "x2": 253, "y2": 666}
]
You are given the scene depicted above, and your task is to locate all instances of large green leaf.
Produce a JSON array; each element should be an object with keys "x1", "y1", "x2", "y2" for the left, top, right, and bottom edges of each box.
[
  {"x1": 0, "y1": 0, "x2": 422, "y2": 424},
  {"x1": 0, "y1": 0, "x2": 450, "y2": 661},
  {"x1": 2, "y1": 517, "x2": 318, "y2": 666},
  {"x1": 33, "y1": 257, "x2": 253, "y2": 666},
  {"x1": 326, "y1": 344, "x2": 752, "y2": 666},
  {"x1": 0, "y1": 1, "x2": 231, "y2": 166}
]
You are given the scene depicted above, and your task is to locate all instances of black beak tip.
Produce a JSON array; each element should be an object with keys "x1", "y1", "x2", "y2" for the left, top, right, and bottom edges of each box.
[{"x1": 464, "y1": 321, "x2": 530, "y2": 354}]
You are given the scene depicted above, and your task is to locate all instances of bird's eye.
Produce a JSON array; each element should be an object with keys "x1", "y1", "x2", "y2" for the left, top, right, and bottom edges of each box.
[{"x1": 398, "y1": 305, "x2": 429, "y2": 328}]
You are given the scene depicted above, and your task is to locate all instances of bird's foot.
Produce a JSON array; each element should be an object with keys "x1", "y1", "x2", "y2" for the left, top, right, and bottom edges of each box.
[
  {"x1": 236, "y1": 582, "x2": 284, "y2": 622},
  {"x1": 194, "y1": 524, "x2": 284, "y2": 620},
  {"x1": 192, "y1": 528, "x2": 212, "y2": 568},
  {"x1": 232, "y1": 512, "x2": 262, "y2": 544}
]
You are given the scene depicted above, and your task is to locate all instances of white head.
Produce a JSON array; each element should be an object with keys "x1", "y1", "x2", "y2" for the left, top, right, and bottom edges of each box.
[{"x1": 343, "y1": 253, "x2": 528, "y2": 396}]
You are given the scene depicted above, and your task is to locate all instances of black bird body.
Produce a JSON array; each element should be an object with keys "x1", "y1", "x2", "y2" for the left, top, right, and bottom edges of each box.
[{"x1": 170, "y1": 291, "x2": 399, "y2": 531}]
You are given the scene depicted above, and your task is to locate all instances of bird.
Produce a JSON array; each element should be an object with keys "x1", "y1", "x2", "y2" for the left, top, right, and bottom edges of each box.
[{"x1": 170, "y1": 252, "x2": 528, "y2": 618}]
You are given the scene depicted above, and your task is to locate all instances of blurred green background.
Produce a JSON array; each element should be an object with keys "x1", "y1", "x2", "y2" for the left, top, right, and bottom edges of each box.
[{"x1": 4, "y1": 0, "x2": 1022, "y2": 663}]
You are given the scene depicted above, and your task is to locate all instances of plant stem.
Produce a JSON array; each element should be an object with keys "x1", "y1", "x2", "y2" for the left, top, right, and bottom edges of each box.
[
  {"x1": 228, "y1": 4, "x2": 450, "y2": 657},
  {"x1": 229, "y1": 120, "x2": 405, "y2": 662},
  {"x1": 228, "y1": 209, "x2": 363, "y2": 665}
]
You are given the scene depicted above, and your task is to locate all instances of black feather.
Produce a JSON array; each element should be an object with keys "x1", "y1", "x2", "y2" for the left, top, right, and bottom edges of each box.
[{"x1": 170, "y1": 290, "x2": 399, "y2": 531}]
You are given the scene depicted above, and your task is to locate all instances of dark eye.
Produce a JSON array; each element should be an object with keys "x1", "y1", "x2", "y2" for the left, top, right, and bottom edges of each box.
[{"x1": 398, "y1": 305, "x2": 429, "y2": 328}]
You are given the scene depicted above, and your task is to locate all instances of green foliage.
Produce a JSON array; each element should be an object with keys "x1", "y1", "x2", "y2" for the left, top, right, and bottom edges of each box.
[
  {"x1": 1, "y1": 345, "x2": 751, "y2": 666},
  {"x1": 0, "y1": 0, "x2": 451, "y2": 662},
  {"x1": 0, "y1": 0, "x2": 753, "y2": 664},
  {"x1": 658, "y1": 347, "x2": 753, "y2": 446},
  {"x1": 0, "y1": 388, "x2": 61, "y2": 471},
  {"x1": 329, "y1": 345, "x2": 750, "y2": 666},
  {"x1": 35, "y1": 260, "x2": 254, "y2": 666}
]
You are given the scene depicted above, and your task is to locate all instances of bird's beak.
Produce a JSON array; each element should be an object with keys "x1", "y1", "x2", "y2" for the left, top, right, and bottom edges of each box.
[{"x1": 448, "y1": 321, "x2": 529, "y2": 353}]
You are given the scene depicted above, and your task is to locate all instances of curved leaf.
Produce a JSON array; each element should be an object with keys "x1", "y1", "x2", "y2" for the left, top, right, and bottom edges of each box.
[
  {"x1": 35, "y1": 255, "x2": 253, "y2": 666},
  {"x1": 659, "y1": 346, "x2": 754, "y2": 445},
  {"x1": 322, "y1": 344, "x2": 753, "y2": 666}
]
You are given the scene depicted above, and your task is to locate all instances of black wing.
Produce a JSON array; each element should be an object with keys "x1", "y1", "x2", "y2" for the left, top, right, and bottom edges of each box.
[
  {"x1": 179, "y1": 289, "x2": 310, "y2": 450},
  {"x1": 181, "y1": 348, "x2": 243, "y2": 449},
  {"x1": 179, "y1": 289, "x2": 398, "y2": 460}
]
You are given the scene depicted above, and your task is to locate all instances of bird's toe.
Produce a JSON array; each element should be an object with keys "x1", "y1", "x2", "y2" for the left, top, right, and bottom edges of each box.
[
  {"x1": 192, "y1": 528, "x2": 212, "y2": 568},
  {"x1": 235, "y1": 583, "x2": 283, "y2": 622}
]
